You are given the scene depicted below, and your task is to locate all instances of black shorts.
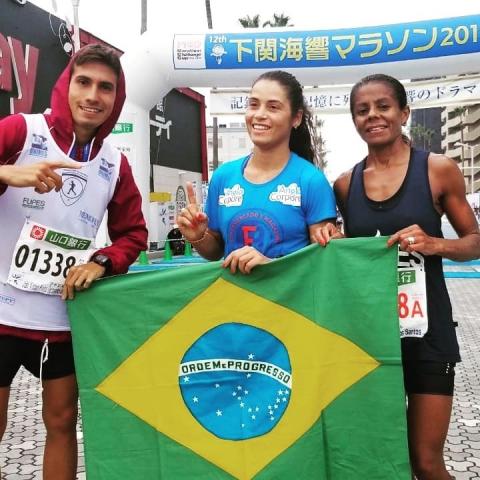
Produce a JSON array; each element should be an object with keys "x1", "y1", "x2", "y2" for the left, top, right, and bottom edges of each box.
[
  {"x1": 403, "y1": 360, "x2": 455, "y2": 396},
  {"x1": 0, "y1": 335, "x2": 75, "y2": 387}
]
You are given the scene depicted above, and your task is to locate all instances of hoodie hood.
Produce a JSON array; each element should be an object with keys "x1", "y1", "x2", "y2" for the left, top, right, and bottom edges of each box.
[{"x1": 46, "y1": 49, "x2": 126, "y2": 155}]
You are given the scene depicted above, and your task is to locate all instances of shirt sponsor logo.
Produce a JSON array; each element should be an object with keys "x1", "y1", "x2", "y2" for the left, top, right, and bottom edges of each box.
[
  {"x1": 28, "y1": 133, "x2": 48, "y2": 158},
  {"x1": 228, "y1": 209, "x2": 283, "y2": 253},
  {"x1": 45, "y1": 229, "x2": 92, "y2": 250},
  {"x1": 0, "y1": 294, "x2": 15, "y2": 306},
  {"x1": 269, "y1": 183, "x2": 301, "y2": 207},
  {"x1": 60, "y1": 170, "x2": 88, "y2": 206},
  {"x1": 79, "y1": 210, "x2": 101, "y2": 229},
  {"x1": 30, "y1": 224, "x2": 46, "y2": 240},
  {"x1": 98, "y1": 158, "x2": 115, "y2": 181},
  {"x1": 22, "y1": 197, "x2": 46, "y2": 210},
  {"x1": 219, "y1": 184, "x2": 244, "y2": 207}
]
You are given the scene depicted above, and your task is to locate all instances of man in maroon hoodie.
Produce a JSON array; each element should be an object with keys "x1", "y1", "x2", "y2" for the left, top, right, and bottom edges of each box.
[{"x1": 0, "y1": 44, "x2": 148, "y2": 478}]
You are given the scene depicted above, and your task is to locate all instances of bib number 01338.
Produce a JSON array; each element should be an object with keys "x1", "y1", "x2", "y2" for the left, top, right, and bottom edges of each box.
[
  {"x1": 14, "y1": 245, "x2": 77, "y2": 278},
  {"x1": 7, "y1": 221, "x2": 95, "y2": 296}
]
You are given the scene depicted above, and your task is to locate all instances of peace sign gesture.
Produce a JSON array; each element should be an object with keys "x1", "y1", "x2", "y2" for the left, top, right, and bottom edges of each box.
[{"x1": 176, "y1": 182, "x2": 209, "y2": 242}]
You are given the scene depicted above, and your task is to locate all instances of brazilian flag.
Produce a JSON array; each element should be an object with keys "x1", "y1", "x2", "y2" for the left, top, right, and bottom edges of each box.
[{"x1": 68, "y1": 238, "x2": 410, "y2": 479}]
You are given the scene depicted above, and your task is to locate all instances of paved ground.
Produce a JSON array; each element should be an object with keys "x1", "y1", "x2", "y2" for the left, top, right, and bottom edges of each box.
[{"x1": 0, "y1": 279, "x2": 479, "y2": 479}]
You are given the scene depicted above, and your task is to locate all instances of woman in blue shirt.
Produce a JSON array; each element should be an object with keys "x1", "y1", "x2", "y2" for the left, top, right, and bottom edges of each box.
[{"x1": 177, "y1": 71, "x2": 336, "y2": 274}]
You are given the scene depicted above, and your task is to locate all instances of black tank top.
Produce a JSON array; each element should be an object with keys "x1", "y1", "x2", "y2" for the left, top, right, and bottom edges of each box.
[{"x1": 346, "y1": 147, "x2": 460, "y2": 363}]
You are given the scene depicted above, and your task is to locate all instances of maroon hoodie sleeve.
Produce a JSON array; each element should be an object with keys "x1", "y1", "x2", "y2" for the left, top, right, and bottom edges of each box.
[
  {"x1": 0, "y1": 114, "x2": 28, "y2": 194},
  {"x1": 93, "y1": 154, "x2": 148, "y2": 275}
]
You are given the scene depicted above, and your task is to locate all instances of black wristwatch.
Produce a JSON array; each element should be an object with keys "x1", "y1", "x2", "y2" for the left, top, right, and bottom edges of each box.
[{"x1": 91, "y1": 254, "x2": 112, "y2": 274}]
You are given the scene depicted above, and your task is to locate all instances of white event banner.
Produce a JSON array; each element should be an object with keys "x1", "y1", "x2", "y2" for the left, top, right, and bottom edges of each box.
[{"x1": 210, "y1": 75, "x2": 480, "y2": 115}]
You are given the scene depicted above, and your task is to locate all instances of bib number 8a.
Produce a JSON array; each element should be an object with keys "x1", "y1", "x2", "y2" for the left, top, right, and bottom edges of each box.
[{"x1": 15, "y1": 244, "x2": 76, "y2": 278}]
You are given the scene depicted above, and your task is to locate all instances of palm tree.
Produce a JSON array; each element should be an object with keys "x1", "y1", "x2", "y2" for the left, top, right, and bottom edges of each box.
[
  {"x1": 314, "y1": 117, "x2": 328, "y2": 170},
  {"x1": 238, "y1": 15, "x2": 260, "y2": 28},
  {"x1": 409, "y1": 123, "x2": 435, "y2": 151},
  {"x1": 238, "y1": 13, "x2": 292, "y2": 28},
  {"x1": 262, "y1": 13, "x2": 292, "y2": 27}
]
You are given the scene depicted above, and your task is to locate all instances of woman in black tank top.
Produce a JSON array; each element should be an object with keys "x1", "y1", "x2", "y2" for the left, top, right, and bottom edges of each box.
[{"x1": 319, "y1": 74, "x2": 480, "y2": 480}]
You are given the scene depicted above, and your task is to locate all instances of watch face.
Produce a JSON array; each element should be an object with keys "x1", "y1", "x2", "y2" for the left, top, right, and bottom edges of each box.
[{"x1": 93, "y1": 255, "x2": 110, "y2": 266}]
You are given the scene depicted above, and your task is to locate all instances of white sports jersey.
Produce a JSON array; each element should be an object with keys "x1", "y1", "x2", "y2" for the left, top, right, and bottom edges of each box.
[{"x1": 0, "y1": 114, "x2": 121, "y2": 331}]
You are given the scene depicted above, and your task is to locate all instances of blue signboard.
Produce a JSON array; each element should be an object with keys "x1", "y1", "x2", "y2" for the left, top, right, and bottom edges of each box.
[{"x1": 174, "y1": 15, "x2": 480, "y2": 70}]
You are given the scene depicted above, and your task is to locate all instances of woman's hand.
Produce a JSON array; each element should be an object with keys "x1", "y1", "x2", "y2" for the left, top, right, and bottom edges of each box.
[
  {"x1": 387, "y1": 224, "x2": 439, "y2": 255},
  {"x1": 311, "y1": 221, "x2": 344, "y2": 246},
  {"x1": 176, "y1": 182, "x2": 209, "y2": 242},
  {"x1": 223, "y1": 246, "x2": 270, "y2": 274}
]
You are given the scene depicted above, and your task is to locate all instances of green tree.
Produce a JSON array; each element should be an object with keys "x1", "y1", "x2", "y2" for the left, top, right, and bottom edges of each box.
[
  {"x1": 238, "y1": 13, "x2": 293, "y2": 28},
  {"x1": 263, "y1": 13, "x2": 292, "y2": 27},
  {"x1": 409, "y1": 123, "x2": 435, "y2": 151},
  {"x1": 452, "y1": 106, "x2": 467, "y2": 170},
  {"x1": 238, "y1": 14, "x2": 261, "y2": 28},
  {"x1": 314, "y1": 117, "x2": 328, "y2": 170}
]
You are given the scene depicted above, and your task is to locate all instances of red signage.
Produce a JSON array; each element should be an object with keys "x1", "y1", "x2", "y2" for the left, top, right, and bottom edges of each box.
[{"x1": 0, "y1": 32, "x2": 39, "y2": 114}]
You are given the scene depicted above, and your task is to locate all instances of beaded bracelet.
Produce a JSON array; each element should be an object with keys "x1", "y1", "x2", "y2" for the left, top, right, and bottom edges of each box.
[{"x1": 189, "y1": 229, "x2": 211, "y2": 245}]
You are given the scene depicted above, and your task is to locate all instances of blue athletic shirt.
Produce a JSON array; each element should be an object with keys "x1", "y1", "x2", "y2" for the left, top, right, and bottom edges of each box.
[{"x1": 206, "y1": 152, "x2": 336, "y2": 258}]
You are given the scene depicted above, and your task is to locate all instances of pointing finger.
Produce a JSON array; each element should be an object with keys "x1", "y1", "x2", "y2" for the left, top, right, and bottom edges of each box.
[{"x1": 49, "y1": 159, "x2": 82, "y2": 170}]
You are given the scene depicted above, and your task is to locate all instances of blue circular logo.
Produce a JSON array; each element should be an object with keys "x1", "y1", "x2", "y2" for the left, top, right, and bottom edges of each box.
[
  {"x1": 227, "y1": 208, "x2": 283, "y2": 254},
  {"x1": 179, "y1": 323, "x2": 292, "y2": 440}
]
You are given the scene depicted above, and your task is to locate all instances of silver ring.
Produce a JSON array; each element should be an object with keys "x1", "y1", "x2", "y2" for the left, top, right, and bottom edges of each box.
[{"x1": 407, "y1": 236, "x2": 415, "y2": 246}]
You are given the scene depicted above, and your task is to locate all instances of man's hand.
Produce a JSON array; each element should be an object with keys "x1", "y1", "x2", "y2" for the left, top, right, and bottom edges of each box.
[
  {"x1": 62, "y1": 261, "x2": 106, "y2": 300},
  {"x1": 176, "y1": 181, "x2": 209, "y2": 242},
  {"x1": 0, "y1": 160, "x2": 80, "y2": 194},
  {"x1": 222, "y1": 246, "x2": 270, "y2": 274}
]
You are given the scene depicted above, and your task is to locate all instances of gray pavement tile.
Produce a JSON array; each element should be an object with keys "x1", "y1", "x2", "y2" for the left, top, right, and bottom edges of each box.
[
  {"x1": 450, "y1": 472, "x2": 478, "y2": 480},
  {"x1": 445, "y1": 460, "x2": 475, "y2": 472}
]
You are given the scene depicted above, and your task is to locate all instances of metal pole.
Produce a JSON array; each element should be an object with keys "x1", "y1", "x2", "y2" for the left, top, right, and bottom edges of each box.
[
  {"x1": 71, "y1": 0, "x2": 80, "y2": 52},
  {"x1": 141, "y1": 0, "x2": 147, "y2": 34},
  {"x1": 470, "y1": 146, "x2": 475, "y2": 195},
  {"x1": 212, "y1": 116, "x2": 219, "y2": 171},
  {"x1": 205, "y1": 0, "x2": 218, "y2": 173}
]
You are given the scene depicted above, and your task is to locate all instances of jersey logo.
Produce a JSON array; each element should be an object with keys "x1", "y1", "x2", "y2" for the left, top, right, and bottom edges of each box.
[
  {"x1": 228, "y1": 209, "x2": 283, "y2": 253},
  {"x1": 60, "y1": 170, "x2": 88, "y2": 206},
  {"x1": 28, "y1": 133, "x2": 48, "y2": 158},
  {"x1": 242, "y1": 225, "x2": 256, "y2": 245},
  {"x1": 79, "y1": 210, "x2": 101, "y2": 229},
  {"x1": 22, "y1": 197, "x2": 46, "y2": 210},
  {"x1": 219, "y1": 184, "x2": 244, "y2": 207},
  {"x1": 269, "y1": 183, "x2": 301, "y2": 207},
  {"x1": 30, "y1": 224, "x2": 46, "y2": 240},
  {"x1": 98, "y1": 158, "x2": 115, "y2": 182},
  {"x1": 0, "y1": 294, "x2": 15, "y2": 306}
]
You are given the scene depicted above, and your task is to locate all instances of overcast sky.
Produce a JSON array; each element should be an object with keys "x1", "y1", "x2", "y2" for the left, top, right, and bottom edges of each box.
[{"x1": 29, "y1": 0, "x2": 478, "y2": 179}]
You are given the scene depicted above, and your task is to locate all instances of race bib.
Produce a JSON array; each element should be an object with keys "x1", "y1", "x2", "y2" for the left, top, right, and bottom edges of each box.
[
  {"x1": 397, "y1": 249, "x2": 428, "y2": 338},
  {"x1": 7, "y1": 221, "x2": 95, "y2": 296}
]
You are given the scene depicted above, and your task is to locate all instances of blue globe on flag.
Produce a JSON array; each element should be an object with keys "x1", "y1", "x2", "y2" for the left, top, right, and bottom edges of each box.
[{"x1": 179, "y1": 323, "x2": 292, "y2": 440}]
